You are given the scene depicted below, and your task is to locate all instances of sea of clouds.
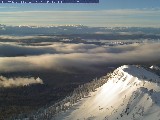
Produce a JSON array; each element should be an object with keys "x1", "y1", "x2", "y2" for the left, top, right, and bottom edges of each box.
[{"x1": 0, "y1": 41, "x2": 159, "y2": 73}]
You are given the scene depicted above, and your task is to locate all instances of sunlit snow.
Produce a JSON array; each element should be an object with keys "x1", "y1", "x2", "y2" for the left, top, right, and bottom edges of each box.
[{"x1": 54, "y1": 65, "x2": 160, "y2": 120}]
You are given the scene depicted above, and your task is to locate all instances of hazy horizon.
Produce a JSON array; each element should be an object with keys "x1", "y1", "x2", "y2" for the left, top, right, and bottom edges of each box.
[{"x1": 0, "y1": 0, "x2": 160, "y2": 27}]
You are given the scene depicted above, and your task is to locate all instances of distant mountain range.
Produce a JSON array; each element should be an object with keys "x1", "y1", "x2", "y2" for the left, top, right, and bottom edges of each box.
[{"x1": 1, "y1": 24, "x2": 160, "y2": 36}]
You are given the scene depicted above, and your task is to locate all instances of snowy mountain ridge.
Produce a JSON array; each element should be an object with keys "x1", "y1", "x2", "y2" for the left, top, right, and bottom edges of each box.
[
  {"x1": 16, "y1": 65, "x2": 160, "y2": 120},
  {"x1": 54, "y1": 65, "x2": 160, "y2": 120}
]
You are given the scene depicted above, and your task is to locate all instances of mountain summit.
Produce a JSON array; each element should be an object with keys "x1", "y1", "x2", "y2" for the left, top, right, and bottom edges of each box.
[{"x1": 54, "y1": 65, "x2": 160, "y2": 120}]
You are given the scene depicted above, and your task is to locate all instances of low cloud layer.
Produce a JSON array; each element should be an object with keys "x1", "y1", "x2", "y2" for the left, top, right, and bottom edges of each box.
[
  {"x1": 0, "y1": 42, "x2": 160, "y2": 73},
  {"x1": 0, "y1": 42, "x2": 159, "y2": 56},
  {"x1": 0, "y1": 76, "x2": 43, "y2": 88}
]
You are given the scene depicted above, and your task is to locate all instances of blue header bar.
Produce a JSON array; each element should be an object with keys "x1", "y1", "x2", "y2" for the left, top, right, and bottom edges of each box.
[{"x1": 0, "y1": 0, "x2": 99, "y2": 3}]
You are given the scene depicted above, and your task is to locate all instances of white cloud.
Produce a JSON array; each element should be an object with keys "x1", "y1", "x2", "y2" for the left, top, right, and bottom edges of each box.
[
  {"x1": 0, "y1": 76, "x2": 43, "y2": 88},
  {"x1": 0, "y1": 42, "x2": 159, "y2": 73}
]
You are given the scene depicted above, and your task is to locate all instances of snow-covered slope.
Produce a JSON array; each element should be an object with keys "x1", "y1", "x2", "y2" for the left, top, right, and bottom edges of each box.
[{"x1": 54, "y1": 65, "x2": 160, "y2": 120}]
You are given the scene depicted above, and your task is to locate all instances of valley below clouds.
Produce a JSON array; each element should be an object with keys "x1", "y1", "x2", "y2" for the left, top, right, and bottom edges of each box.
[{"x1": 0, "y1": 29, "x2": 160, "y2": 120}]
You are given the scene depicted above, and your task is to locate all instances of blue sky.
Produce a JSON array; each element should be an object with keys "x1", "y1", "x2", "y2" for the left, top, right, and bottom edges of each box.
[{"x1": 0, "y1": 0, "x2": 160, "y2": 27}]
